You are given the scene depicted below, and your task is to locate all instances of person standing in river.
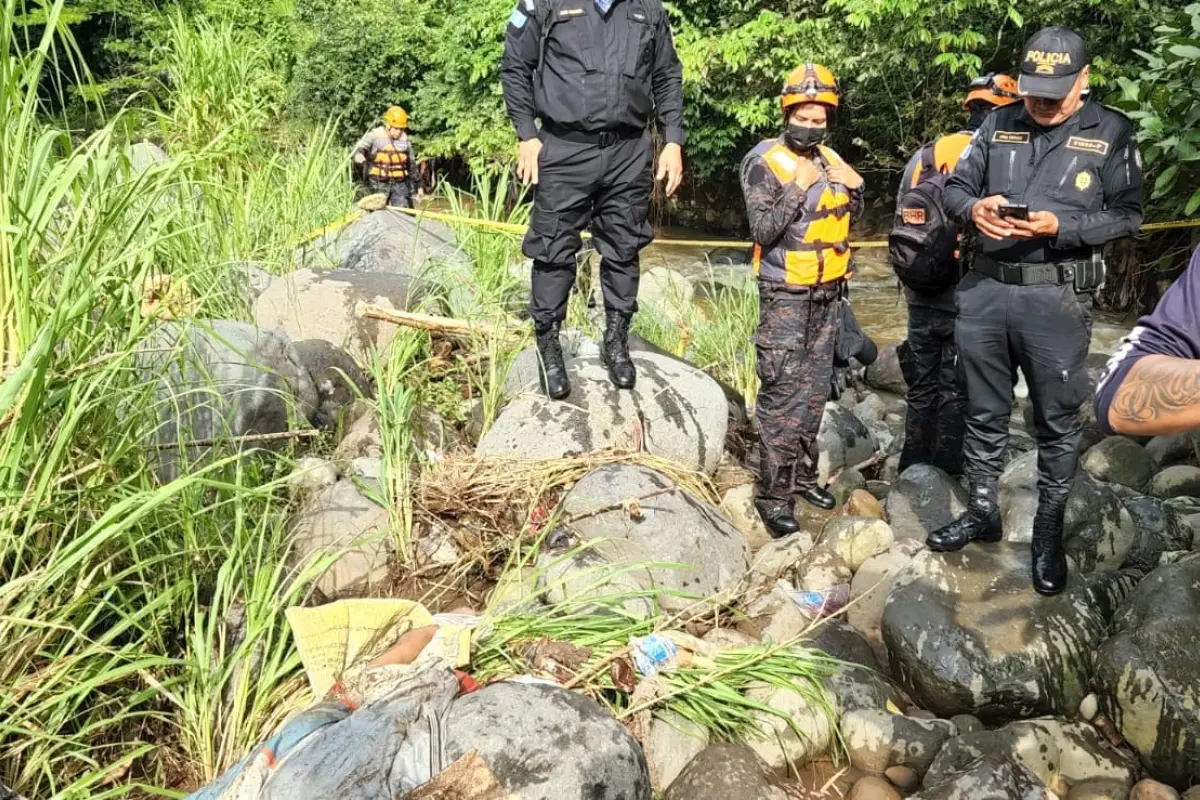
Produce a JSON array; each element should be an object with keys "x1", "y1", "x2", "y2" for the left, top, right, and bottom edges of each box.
[
  {"x1": 894, "y1": 74, "x2": 1021, "y2": 478},
  {"x1": 352, "y1": 106, "x2": 422, "y2": 209},
  {"x1": 933, "y1": 27, "x2": 1143, "y2": 595},
  {"x1": 499, "y1": 0, "x2": 685, "y2": 400},
  {"x1": 740, "y1": 64, "x2": 865, "y2": 538}
]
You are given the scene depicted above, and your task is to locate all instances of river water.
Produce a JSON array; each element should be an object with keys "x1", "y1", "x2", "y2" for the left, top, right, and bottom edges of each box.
[{"x1": 640, "y1": 228, "x2": 1137, "y2": 352}]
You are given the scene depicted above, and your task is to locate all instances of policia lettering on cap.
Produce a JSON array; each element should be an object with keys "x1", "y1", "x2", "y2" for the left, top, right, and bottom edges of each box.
[
  {"x1": 500, "y1": 0, "x2": 685, "y2": 400},
  {"x1": 937, "y1": 26, "x2": 1144, "y2": 595}
]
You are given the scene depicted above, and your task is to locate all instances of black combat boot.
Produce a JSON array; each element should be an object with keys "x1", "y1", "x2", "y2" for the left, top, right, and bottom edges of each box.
[
  {"x1": 535, "y1": 322, "x2": 570, "y2": 400},
  {"x1": 755, "y1": 500, "x2": 800, "y2": 538},
  {"x1": 927, "y1": 485, "x2": 1002, "y2": 552},
  {"x1": 797, "y1": 485, "x2": 836, "y2": 511},
  {"x1": 1031, "y1": 500, "x2": 1068, "y2": 596},
  {"x1": 601, "y1": 311, "x2": 636, "y2": 389}
]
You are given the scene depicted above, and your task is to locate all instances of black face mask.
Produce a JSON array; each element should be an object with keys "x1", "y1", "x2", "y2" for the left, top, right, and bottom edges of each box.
[{"x1": 785, "y1": 124, "x2": 827, "y2": 152}]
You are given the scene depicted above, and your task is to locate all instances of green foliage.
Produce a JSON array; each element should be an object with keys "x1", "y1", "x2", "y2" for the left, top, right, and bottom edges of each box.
[{"x1": 1113, "y1": 3, "x2": 1200, "y2": 218}]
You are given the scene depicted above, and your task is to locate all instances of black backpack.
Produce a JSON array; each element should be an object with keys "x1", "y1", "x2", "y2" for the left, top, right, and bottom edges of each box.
[{"x1": 889, "y1": 143, "x2": 961, "y2": 294}]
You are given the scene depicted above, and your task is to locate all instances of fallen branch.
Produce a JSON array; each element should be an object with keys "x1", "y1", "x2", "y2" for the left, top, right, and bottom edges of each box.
[
  {"x1": 357, "y1": 303, "x2": 516, "y2": 338},
  {"x1": 562, "y1": 487, "x2": 677, "y2": 526},
  {"x1": 154, "y1": 429, "x2": 321, "y2": 449}
]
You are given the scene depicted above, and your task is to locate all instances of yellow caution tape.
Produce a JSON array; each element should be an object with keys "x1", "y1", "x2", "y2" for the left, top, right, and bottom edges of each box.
[{"x1": 296, "y1": 202, "x2": 1200, "y2": 251}]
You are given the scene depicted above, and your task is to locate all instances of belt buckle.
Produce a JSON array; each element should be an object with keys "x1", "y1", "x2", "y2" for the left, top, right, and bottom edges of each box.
[
  {"x1": 1062, "y1": 265, "x2": 1075, "y2": 283},
  {"x1": 599, "y1": 130, "x2": 618, "y2": 147}
]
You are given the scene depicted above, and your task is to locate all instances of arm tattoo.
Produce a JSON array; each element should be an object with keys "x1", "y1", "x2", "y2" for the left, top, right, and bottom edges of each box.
[{"x1": 1112, "y1": 356, "x2": 1200, "y2": 427}]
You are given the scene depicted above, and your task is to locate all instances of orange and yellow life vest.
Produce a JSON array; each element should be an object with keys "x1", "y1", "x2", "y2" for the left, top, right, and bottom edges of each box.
[
  {"x1": 368, "y1": 137, "x2": 410, "y2": 181},
  {"x1": 751, "y1": 140, "x2": 854, "y2": 288},
  {"x1": 910, "y1": 131, "x2": 973, "y2": 187}
]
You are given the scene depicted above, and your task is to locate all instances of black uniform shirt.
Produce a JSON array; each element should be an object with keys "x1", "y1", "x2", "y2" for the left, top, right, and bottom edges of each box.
[
  {"x1": 500, "y1": 0, "x2": 684, "y2": 145},
  {"x1": 944, "y1": 99, "x2": 1143, "y2": 265}
]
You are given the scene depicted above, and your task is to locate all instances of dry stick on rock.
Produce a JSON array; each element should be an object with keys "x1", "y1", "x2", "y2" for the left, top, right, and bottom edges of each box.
[
  {"x1": 561, "y1": 487, "x2": 677, "y2": 525},
  {"x1": 357, "y1": 303, "x2": 517, "y2": 338},
  {"x1": 153, "y1": 429, "x2": 321, "y2": 449}
]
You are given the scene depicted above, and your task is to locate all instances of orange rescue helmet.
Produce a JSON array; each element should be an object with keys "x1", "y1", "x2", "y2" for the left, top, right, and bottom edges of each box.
[
  {"x1": 384, "y1": 105, "x2": 409, "y2": 129},
  {"x1": 781, "y1": 63, "x2": 840, "y2": 112},
  {"x1": 964, "y1": 74, "x2": 1019, "y2": 108}
]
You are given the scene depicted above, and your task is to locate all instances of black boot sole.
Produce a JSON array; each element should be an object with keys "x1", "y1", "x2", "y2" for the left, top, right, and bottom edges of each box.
[{"x1": 927, "y1": 523, "x2": 1002, "y2": 553}]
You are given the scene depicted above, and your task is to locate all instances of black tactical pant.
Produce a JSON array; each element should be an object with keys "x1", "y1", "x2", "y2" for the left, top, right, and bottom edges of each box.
[
  {"x1": 524, "y1": 130, "x2": 653, "y2": 327},
  {"x1": 900, "y1": 305, "x2": 966, "y2": 476},
  {"x1": 956, "y1": 270, "x2": 1093, "y2": 504},
  {"x1": 755, "y1": 283, "x2": 842, "y2": 507}
]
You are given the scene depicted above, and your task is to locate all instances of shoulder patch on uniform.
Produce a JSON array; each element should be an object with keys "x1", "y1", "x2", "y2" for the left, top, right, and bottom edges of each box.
[
  {"x1": 1074, "y1": 171, "x2": 1092, "y2": 191},
  {"x1": 1066, "y1": 136, "x2": 1110, "y2": 156},
  {"x1": 992, "y1": 131, "x2": 1030, "y2": 144},
  {"x1": 560, "y1": 7, "x2": 584, "y2": 15},
  {"x1": 509, "y1": 8, "x2": 527, "y2": 27}
]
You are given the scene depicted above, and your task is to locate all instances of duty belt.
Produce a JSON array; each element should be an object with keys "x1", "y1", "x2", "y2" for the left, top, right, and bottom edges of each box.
[
  {"x1": 973, "y1": 254, "x2": 1091, "y2": 286},
  {"x1": 544, "y1": 124, "x2": 643, "y2": 146}
]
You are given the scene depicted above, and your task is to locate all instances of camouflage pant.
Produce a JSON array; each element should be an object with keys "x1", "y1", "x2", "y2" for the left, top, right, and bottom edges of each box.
[
  {"x1": 755, "y1": 283, "x2": 842, "y2": 506},
  {"x1": 899, "y1": 304, "x2": 966, "y2": 476}
]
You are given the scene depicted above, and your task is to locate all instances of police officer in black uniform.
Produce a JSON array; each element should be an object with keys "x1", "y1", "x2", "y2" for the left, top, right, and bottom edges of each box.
[
  {"x1": 937, "y1": 26, "x2": 1143, "y2": 595},
  {"x1": 500, "y1": 0, "x2": 685, "y2": 399}
]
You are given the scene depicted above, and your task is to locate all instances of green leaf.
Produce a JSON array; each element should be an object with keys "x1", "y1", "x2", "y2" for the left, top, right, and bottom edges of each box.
[
  {"x1": 1006, "y1": 5, "x2": 1024, "y2": 27},
  {"x1": 1153, "y1": 163, "x2": 1179, "y2": 198},
  {"x1": 1169, "y1": 44, "x2": 1200, "y2": 60},
  {"x1": 1186, "y1": 185, "x2": 1200, "y2": 216}
]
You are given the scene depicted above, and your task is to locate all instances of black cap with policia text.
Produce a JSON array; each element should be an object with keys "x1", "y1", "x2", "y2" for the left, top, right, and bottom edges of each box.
[{"x1": 1018, "y1": 26, "x2": 1087, "y2": 100}]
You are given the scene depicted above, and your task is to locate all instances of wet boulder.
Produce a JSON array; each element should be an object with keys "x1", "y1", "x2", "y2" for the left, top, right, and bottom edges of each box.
[
  {"x1": 817, "y1": 516, "x2": 894, "y2": 571},
  {"x1": 1095, "y1": 558, "x2": 1200, "y2": 788},
  {"x1": 818, "y1": 404, "x2": 878, "y2": 485},
  {"x1": 881, "y1": 543, "x2": 1135, "y2": 720},
  {"x1": 552, "y1": 465, "x2": 750, "y2": 613},
  {"x1": 884, "y1": 464, "x2": 967, "y2": 543},
  {"x1": 1144, "y1": 432, "x2": 1194, "y2": 468},
  {"x1": 864, "y1": 344, "x2": 907, "y2": 395},
  {"x1": 298, "y1": 207, "x2": 465, "y2": 278},
  {"x1": 999, "y1": 452, "x2": 1135, "y2": 572},
  {"x1": 255, "y1": 268, "x2": 420, "y2": 359},
  {"x1": 924, "y1": 719, "x2": 1136, "y2": 794},
  {"x1": 1150, "y1": 465, "x2": 1200, "y2": 500},
  {"x1": 135, "y1": 320, "x2": 319, "y2": 482},
  {"x1": 1121, "y1": 496, "x2": 1193, "y2": 572},
  {"x1": 444, "y1": 681, "x2": 650, "y2": 800},
  {"x1": 664, "y1": 742, "x2": 789, "y2": 800},
  {"x1": 481, "y1": 352, "x2": 728, "y2": 475},
  {"x1": 803, "y1": 619, "x2": 903, "y2": 714},
  {"x1": 1081, "y1": 436, "x2": 1155, "y2": 491},
  {"x1": 847, "y1": 542, "x2": 923, "y2": 664},
  {"x1": 841, "y1": 709, "x2": 954, "y2": 778},
  {"x1": 291, "y1": 477, "x2": 392, "y2": 599},
  {"x1": 912, "y1": 755, "x2": 1055, "y2": 800}
]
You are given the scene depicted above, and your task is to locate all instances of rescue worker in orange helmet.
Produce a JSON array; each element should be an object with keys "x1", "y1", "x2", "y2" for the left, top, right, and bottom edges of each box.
[
  {"x1": 892, "y1": 74, "x2": 1019, "y2": 479},
  {"x1": 740, "y1": 63, "x2": 865, "y2": 538},
  {"x1": 352, "y1": 106, "x2": 423, "y2": 209}
]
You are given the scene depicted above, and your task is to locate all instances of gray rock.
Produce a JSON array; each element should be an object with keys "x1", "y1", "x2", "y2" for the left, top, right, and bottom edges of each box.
[
  {"x1": 1145, "y1": 432, "x2": 1194, "y2": 468},
  {"x1": 333, "y1": 406, "x2": 384, "y2": 460},
  {"x1": 1122, "y1": 496, "x2": 1194, "y2": 572},
  {"x1": 818, "y1": 404, "x2": 878, "y2": 485},
  {"x1": 1150, "y1": 465, "x2": 1200, "y2": 500},
  {"x1": 135, "y1": 320, "x2": 319, "y2": 482},
  {"x1": 796, "y1": 549, "x2": 853, "y2": 593},
  {"x1": 291, "y1": 478, "x2": 392, "y2": 599},
  {"x1": 665, "y1": 743, "x2": 788, "y2": 800},
  {"x1": 627, "y1": 334, "x2": 750, "y2": 431},
  {"x1": 1068, "y1": 777, "x2": 1136, "y2": 799},
  {"x1": 720, "y1": 484, "x2": 773, "y2": 551},
  {"x1": 881, "y1": 543, "x2": 1135, "y2": 720},
  {"x1": 1129, "y1": 779, "x2": 1182, "y2": 800},
  {"x1": 1082, "y1": 436, "x2": 1155, "y2": 491},
  {"x1": 949, "y1": 715, "x2": 984, "y2": 735},
  {"x1": 842, "y1": 709, "x2": 954, "y2": 777},
  {"x1": 884, "y1": 464, "x2": 967, "y2": 542},
  {"x1": 299, "y1": 207, "x2": 465, "y2": 278},
  {"x1": 854, "y1": 393, "x2": 888, "y2": 425},
  {"x1": 804, "y1": 620, "x2": 903, "y2": 714},
  {"x1": 865, "y1": 344, "x2": 907, "y2": 395},
  {"x1": 924, "y1": 719, "x2": 1136, "y2": 793},
  {"x1": 745, "y1": 677, "x2": 836, "y2": 769},
  {"x1": 287, "y1": 456, "x2": 339, "y2": 495},
  {"x1": 540, "y1": 538, "x2": 657, "y2": 617},
  {"x1": 646, "y1": 711, "x2": 709, "y2": 792},
  {"x1": 913, "y1": 754, "x2": 1055, "y2": 800},
  {"x1": 290, "y1": 339, "x2": 373, "y2": 428},
  {"x1": 482, "y1": 352, "x2": 728, "y2": 475},
  {"x1": 818, "y1": 517, "x2": 894, "y2": 571},
  {"x1": 444, "y1": 681, "x2": 650, "y2": 800},
  {"x1": 1095, "y1": 559, "x2": 1200, "y2": 788},
  {"x1": 487, "y1": 567, "x2": 544, "y2": 615},
  {"x1": 999, "y1": 452, "x2": 1135, "y2": 572},
  {"x1": 750, "y1": 531, "x2": 817, "y2": 584},
  {"x1": 832, "y1": 468, "x2": 869, "y2": 507},
  {"x1": 556, "y1": 465, "x2": 750, "y2": 613},
  {"x1": 255, "y1": 268, "x2": 420, "y2": 359},
  {"x1": 848, "y1": 545, "x2": 923, "y2": 664}
]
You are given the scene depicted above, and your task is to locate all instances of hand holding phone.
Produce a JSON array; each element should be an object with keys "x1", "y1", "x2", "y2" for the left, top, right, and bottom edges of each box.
[{"x1": 997, "y1": 203, "x2": 1030, "y2": 221}]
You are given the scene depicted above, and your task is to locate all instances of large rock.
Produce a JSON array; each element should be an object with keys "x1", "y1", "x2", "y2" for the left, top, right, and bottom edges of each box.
[
  {"x1": 884, "y1": 464, "x2": 967, "y2": 543},
  {"x1": 848, "y1": 543, "x2": 923, "y2": 663},
  {"x1": 842, "y1": 709, "x2": 954, "y2": 778},
  {"x1": 720, "y1": 484, "x2": 773, "y2": 551},
  {"x1": 443, "y1": 681, "x2": 650, "y2": 800},
  {"x1": 298, "y1": 207, "x2": 465, "y2": 277},
  {"x1": 818, "y1": 517, "x2": 894, "y2": 571},
  {"x1": 804, "y1": 619, "x2": 903, "y2": 714},
  {"x1": 999, "y1": 452, "x2": 1136, "y2": 572},
  {"x1": 865, "y1": 344, "x2": 907, "y2": 395},
  {"x1": 135, "y1": 320, "x2": 319, "y2": 481},
  {"x1": 554, "y1": 465, "x2": 750, "y2": 612},
  {"x1": 255, "y1": 268, "x2": 419, "y2": 358},
  {"x1": 1150, "y1": 465, "x2": 1200, "y2": 500},
  {"x1": 818, "y1": 404, "x2": 878, "y2": 486},
  {"x1": 1122, "y1": 496, "x2": 1194, "y2": 572},
  {"x1": 664, "y1": 742, "x2": 789, "y2": 800},
  {"x1": 1081, "y1": 436, "x2": 1155, "y2": 491},
  {"x1": 882, "y1": 543, "x2": 1135, "y2": 720},
  {"x1": 1095, "y1": 559, "x2": 1200, "y2": 788},
  {"x1": 745, "y1": 677, "x2": 836, "y2": 770},
  {"x1": 290, "y1": 339, "x2": 373, "y2": 428},
  {"x1": 481, "y1": 352, "x2": 728, "y2": 475},
  {"x1": 912, "y1": 755, "x2": 1055, "y2": 800},
  {"x1": 291, "y1": 478, "x2": 393, "y2": 599},
  {"x1": 1145, "y1": 432, "x2": 1194, "y2": 468},
  {"x1": 924, "y1": 719, "x2": 1136, "y2": 794},
  {"x1": 645, "y1": 711, "x2": 709, "y2": 792}
]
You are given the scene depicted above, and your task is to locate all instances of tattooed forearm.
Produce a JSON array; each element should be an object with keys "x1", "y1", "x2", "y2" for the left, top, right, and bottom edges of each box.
[{"x1": 1109, "y1": 355, "x2": 1200, "y2": 435}]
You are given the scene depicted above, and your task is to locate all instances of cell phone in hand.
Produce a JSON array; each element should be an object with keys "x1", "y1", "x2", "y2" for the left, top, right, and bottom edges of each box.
[{"x1": 997, "y1": 203, "x2": 1029, "y2": 221}]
